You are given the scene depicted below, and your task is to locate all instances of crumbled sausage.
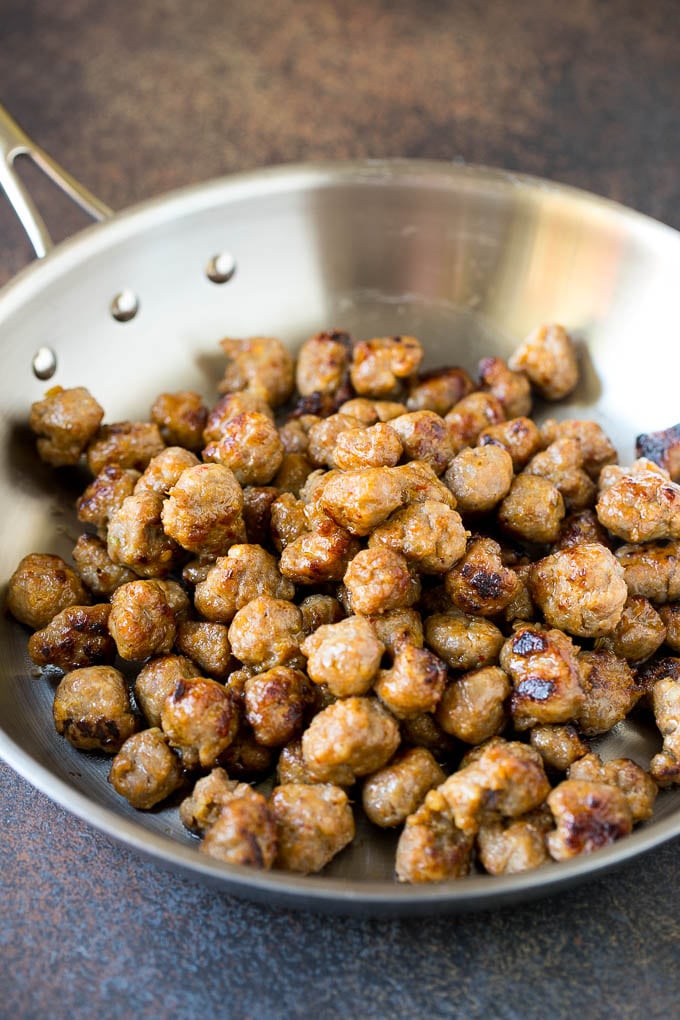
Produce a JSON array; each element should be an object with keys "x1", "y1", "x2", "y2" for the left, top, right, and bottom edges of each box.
[
  {"x1": 479, "y1": 416, "x2": 542, "y2": 471},
  {"x1": 30, "y1": 385, "x2": 104, "y2": 467},
  {"x1": 393, "y1": 460, "x2": 457, "y2": 508},
  {"x1": 530, "y1": 544, "x2": 627, "y2": 638},
  {"x1": 658, "y1": 604, "x2": 680, "y2": 652},
  {"x1": 333, "y1": 423, "x2": 403, "y2": 470},
  {"x1": 552, "y1": 509, "x2": 612, "y2": 552},
  {"x1": 424, "y1": 609, "x2": 504, "y2": 672},
  {"x1": 109, "y1": 580, "x2": 177, "y2": 661},
  {"x1": 107, "y1": 490, "x2": 179, "y2": 578},
  {"x1": 498, "y1": 474, "x2": 565, "y2": 544},
  {"x1": 350, "y1": 335, "x2": 424, "y2": 397},
  {"x1": 7, "y1": 553, "x2": 90, "y2": 630},
  {"x1": 72, "y1": 534, "x2": 138, "y2": 597},
  {"x1": 444, "y1": 444, "x2": 514, "y2": 514},
  {"x1": 277, "y1": 414, "x2": 318, "y2": 454},
  {"x1": 436, "y1": 666, "x2": 510, "y2": 745},
  {"x1": 271, "y1": 782, "x2": 355, "y2": 873},
  {"x1": 203, "y1": 411, "x2": 284, "y2": 486},
  {"x1": 343, "y1": 548, "x2": 420, "y2": 615},
  {"x1": 86, "y1": 421, "x2": 165, "y2": 475},
  {"x1": 369, "y1": 500, "x2": 467, "y2": 574},
  {"x1": 476, "y1": 810, "x2": 551, "y2": 875},
  {"x1": 134, "y1": 446, "x2": 200, "y2": 496},
  {"x1": 597, "y1": 596, "x2": 666, "y2": 663},
  {"x1": 388, "y1": 411, "x2": 455, "y2": 475},
  {"x1": 307, "y1": 413, "x2": 364, "y2": 468},
  {"x1": 445, "y1": 536, "x2": 520, "y2": 617},
  {"x1": 134, "y1": 654, "x2": 198, "y2": 728},
  {"x1": 218, "y1": 335, "x2": 294, "y2": 407},
  {"x1": 228, "y1": 596, "x2": 304, "y2": 671},
  {"x1": 161, "y1": 676, "x2": 239, "y2": 769},
  {"x1": 478, "y1": 356, "x2": 532, "y2": 419},
  {"x1": 76, "y1": 464, "x2": 140, "y2": 537},
  {"x1": 301, "y1": 696, "x2": 400, "y2": 785},
  {"x1": 295, "y1": 329, "x2": 353, "y2": 397},
  {"x1": 179, "y1": 767, "x2": 247, "y2": 833},
  {"x1": 204, "y1": 392, "x2": 275, "y2": 446},
  {"x1": 339, "y1": 398, "x2": 408, "y2": 423},
  {"x1": 649, "y1": 676, "x2": 680, "y2": 786},
  {"x1": 596, "y1": 468, "x2": 680, "y2": 543},
  {"x1": 279, "y1": 518, "x2": 361, "y2": 584},
  {"x1": 362, "y1": 748, "x2": 445, "y2": 828},
  {"x1": 273, "y1": 453, "x2": 314, "y2": 497},
  {"x1": 299, "y1": 595, "x2": 344, "y2": 636},
  {"x1": 301, "y1": 616, "x2": 384, "y2": 697},
  {"x1": 395, "y1": 793, "x2": 474, "y2": 883},
  {"x1": 53, "y1": 665, "x2": 137, "y2": 753},
  {"x1": 546, "y1": 779, "x2": 632, "y2": 860},
  {"x1": 109, "y1": 727, "x2": 184, "y2": 809},
  {"x1": 160, "y1": 463, "x2": 245, "y2": 558},
  {"x1": 615, "y1": 540, "x2": 680, "y2": 604},
  {"x1": 175, "y1": 620, "x2": 231, "y2": 679},
  {"x1": 636, "y1": 423, "x2": 680, "y2": 482},
  {"x1": 369, "y1": 607, "x2": 424, "y2": 656},
  {"x1": 500, "y1": 625, "x2": 583, "y2": 730},
  {"x1": 374, "y1": 645, "x2": 448, "y2": 719},
  {"x1": 525, "y1": 439, "x2": 596, "y2": 512},
  {"x1": 28, "y1": 603, "x2": 115, "y2": 670},
  {"x1": 529, "y1": 724, "x2": 589, "y2": 772},
  {"x1": 200, "y1": 787, "x2": 278, "y2": 869},
  {"x1": 150, "y1": 390, "x2": 208, "y2": 452},
  {"x1": 540, "y1": 418, "x2": 617, "y2": 480},
  {"x1": 244, "y1": 667, "x2": 310, "y2": 747},
  {"x1": 567, "y1": 753, "x2": 657, "y2": 823},
  {"x1": 508, "y1": 323, "x2": 578, "y2": 401},
  {"x1": 405, "y1": 367, "x2": 474, "y2": 417},
  {"x1": 194, "y1": 545, "x2": 294, "y2": 623},
  {"x1": 270, "y1": 492, "x2": 309, "y2": 551},
  {"x1": 575, "y1": 649, "x2": 639, "y2": 736},
  {"x1": 445, "y1": 392, "x2": 505, "y2": 454}
]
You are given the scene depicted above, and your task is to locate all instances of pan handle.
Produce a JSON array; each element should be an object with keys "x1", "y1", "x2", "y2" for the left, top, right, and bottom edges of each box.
[{"x1": 0, "y1": 105, "x2": 112, "y2": 258}]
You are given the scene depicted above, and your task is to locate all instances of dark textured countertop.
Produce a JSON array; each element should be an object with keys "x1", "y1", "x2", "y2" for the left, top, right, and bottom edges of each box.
[{"x1": 1, "y1": 2, "x2": 679, "y2": 1017}]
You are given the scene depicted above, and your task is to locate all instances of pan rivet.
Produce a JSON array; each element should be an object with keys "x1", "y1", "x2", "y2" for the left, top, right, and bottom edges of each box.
[
  {"x1": 32, "y1": 346, "x2": 57, "y2": 380},
  {"x1": 206, "y1": 252, "x2": 236, "y2": 284},
  {"x1": 110, "y1": 289, "x2": 140, "y2": 322}
]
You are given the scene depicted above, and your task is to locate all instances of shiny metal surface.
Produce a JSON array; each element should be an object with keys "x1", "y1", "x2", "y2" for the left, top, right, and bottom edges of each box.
[{"x1": 0, "y1": 157, "x2": 679, "y2": 915}]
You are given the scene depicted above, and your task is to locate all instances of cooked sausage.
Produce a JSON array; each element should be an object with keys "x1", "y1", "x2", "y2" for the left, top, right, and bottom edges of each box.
[
  {"x1": 108, "y1": 580, "x2": 176, "y2": 661},
  {"x1": 109, "y1": 727, "x2": 184, "y2": 809},
  {"x1": 436, "y1": 666, "x2": 510, "y2": 745},
  {"x1": 194, "y1": 545, "x2": 294, "y2": 623},
  {"x1": 530, "y1": 544, "x2": 627, "y2": 638},
  {"x1": 160, "y1": 676, "x2": 239, "y2": 769},
  {"x1": 28, "y1": 603, "x2": 115, "y2": 670},
  {"x1": 271, "y1": 782, "x2": 355, "y2": 873},
  {"x1": 30, "y1": 385, "x2": 104, "y2": 467},
  {"x1": 228, "y1": 596, "x2": 304, "y2": 671},
  {"x1": 508, "y1": 323, "x2": 578, "y2": 401},
  {"x1": 7, "y1": 553, "x2": 89, "y2": 630},
  {"x1": 200, "y1": 787, "x2": 278, "y2": 868},
  {"x1": 301, "y1": 696, "x2": 400, "y2": 785},
  {"x1": 362, "y1": 747, "x2": 445, "y2": 828},
  {"x1": 150, "y1": 389, "x2": 208, "y2": 452},
  {"x1": 53, "y1": 665, "x2": 137, "y2": 753},
  {"x1": 218, "y1": 335, "x2": 294, "y2": 407},
  {"x1": 301, "y1": 616, "x2": 384, "y2": 697}
]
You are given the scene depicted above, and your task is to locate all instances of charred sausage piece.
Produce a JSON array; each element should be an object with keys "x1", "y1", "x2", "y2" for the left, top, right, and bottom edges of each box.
[
  {"x1": 369, "y1": 501, "x2": 468, "y2": 574},
  {"x1": 502, "y1": 563, "x2": 536, "y2": 624},
  {"x1": 478, "y1": 356, "x2": 532, "y2": 419},
  {"x1": 76, "y1": 464, "x2": 141, "y2": 537},
  {"x1": 477, "y1": 810, "x2": 551, "y2": 876},
  {"x1": 203, "y1": 411, "x2": 284, "y2": 486},
  {"x1": 271, "y1": 782, "x2": 355, "y2": 874},
  {"x1": 597, "y1": 596, "x2": 666, "y2": 663},
  {"x1": 107, "y1": 491, "x2": 179, "y2": 578},
  {"x1": 498, "y1": 474, "x2": 565, "y2": 544},
  {"x1": 109, "y1": 580, "x2": 176, "y2": 661},
  {"x1": 395, "y1": 791, "x2": 474, "y2": 883},
  {"x1": 508, "y1": 323, "x2": 578, "y2": 401},
  {"x1": 424, "y1": 610, "x2": 504, "y2": 672},
  {"x1": 194, "y1": 544, "x2": 294, "y2": 623},
  {"x1": 134, "y1": 447, "x2": 200, "y2": 496},
  {"x1": 546, "y1": 779, "x2": 632, "y2": 861},
  {"x1": 343, "y1": 548, "x2": 420, "y2": 615},
  {"x1": 362, "y1": 747, "x2": 445, "y2": 828},
  {"x1": 301, "y1": 616, "x2": 384, "y2": 697},
  {"x1": 86, "y1": 421, "x2": 165, "y2": 475},
  {"x1": 175, "y1": 620, "x2": 231, "y2": 680},
  {"x1": 109, "y1": 727, "x2": 184, "y2": 809},
  {"x1": 374, "y1": 645, "x2": 448, "y2": 719},
  {"x1": 301, "y1": 696, "x2": 400, "y2": 785},
  {"x1": 479, "y1": 416, "x2": 542, "y2": 471},
  {"x1": 72, "y1": 534, "x2": 138, "y2": 597},
  {"x1": 53, "y1": 665, "x2": 137, "y2": 753},
  {"x1": 179, "y1": 767, "x2": 247, "y2": 833},
  {"x1": 444, "y1": 444, "x2": 514, "y2": 514},
  {"x1": 567, "y1": 753, "x2": 657, "y2": 823},
  {"x1": 160, "y1": 676, "x2": 239, "y2": 769},
  {"x1": 615, "y1": 540, "x2": 680, "y2": 604},
  {"x1": 530, "y1": 544, "x2": 627, "y2": 638},
  {"x1": 228, "y1": 596, "x2": 304, "y2": 671},
  {"x1": 134, "y1": 654, "x2": 199, "y2": 728},
  {"x1": 243, "y1": 667, "x2": 310, "y2": 747},
  {"x1": 350, "y1": 335, "x2": 424, "y2": 397},
  {"x1": 7, "y1": 553, "x2": 90, "y2": 631},
  {"x1": 500, "y1": 625, "x2": 583, "y2": 730},
  {"x1": 596, "y1": 468, "x2": 680, "y2": 543},
  {"x1": 28, "y1": 603, "x2": 115, "y2": 670},
  {"x1": 636, "y1": 423, "x2": 680, "y2": 481},
  {"x1": 218, "y1": 335, "x2": 294, "y2": 408},
  {"x1": 529, "y1": 724, "x2": 589, "y2": 772},
  {"x1": 30, "y1": 385, "x2": 104, "y2": 467},
  {"x1": 445, "y1": 393, "x2": 505, "y2": 455},
  {"x1": 436, "y1": 666, "x2": 510, "y2": 745},
  {"x1": 445, "y1": 536, "x2": 520, "y2": 617},
  {"x1": 200, "y1": 787, "x2": 278, "y2": 869},
  {"x1": 150, "y1": 390, "x2": 208, "y2": 452}
]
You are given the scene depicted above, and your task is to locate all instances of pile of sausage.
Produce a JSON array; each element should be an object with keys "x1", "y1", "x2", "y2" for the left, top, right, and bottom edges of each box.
[{"x1": 8, "y1": 323, "x2": 680, "y2": 882}]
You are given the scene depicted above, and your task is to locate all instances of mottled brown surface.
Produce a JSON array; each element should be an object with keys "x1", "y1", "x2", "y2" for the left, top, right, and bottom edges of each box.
[{"x1": 2, "y1": 0, "x2": 680, "y2": 1015}]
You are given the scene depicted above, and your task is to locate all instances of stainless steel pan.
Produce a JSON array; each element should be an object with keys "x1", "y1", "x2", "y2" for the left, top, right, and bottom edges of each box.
[{"x1": 1, "y1": 106, "x2": 679, "y2": 916}]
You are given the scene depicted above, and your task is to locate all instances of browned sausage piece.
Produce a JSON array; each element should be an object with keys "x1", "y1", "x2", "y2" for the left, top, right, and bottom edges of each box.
[
  {"x1": 109, "y1": 580, "x2": 177, "y2": 661},
  {"x1": 374, "y1": 645, "x2": 448, "y2": 719},
  {"x1": 28, "y1": 603, "x2": 115, "y2": 670},
  {"x1": 596, "y1": 469, "x2": 680, "y2": 543},
  {"x1": 500, "y1": 625, "x2": 583, "y2": 730},
  {"x1": 160, "y1": 676, "x2": 239, "y2": 769},
  {"x1": 530, "y1": 544, "x2": 627, "y2": 638},
  {"x1": 333, "y1": 423, "x2": 403, "y2": 471},
  {"x1": 29, "y1": 385, "x2": 104, "y2": 467},
  {"x1": 134, "y1": 446, "x2": 200, "y2": 496},
  {"x1": 194, "y1": 544, "x2": 294, "y2": 623},
  {"x1": 72, "y1": 534, "x2": 138, "y2": 597},
  {"x1": 279, "y1": 519, "x2": 361, "y2": 585},
  {"x1": 86, "y1": 421, "x2": 165, "y2": 475},
  {"x1": 406, "y1": 367, "x2": 475, "y2": 416},
  {"x1": 350, "y1": 335, "x2": 423, "y2": 397},
  {"x1": 546, "y1": 779, "x2": 632, "y2": 861},
  {"x1": 540, "y1": 418, "x2": 617, "y2": 479},
  {"x1": 301, "y1": 616, "x2": 384, "y2": 697},
  {"x1": 567, "y1": 753, "x2": 657, "y2": 823},
  {"x1": 597, "y1": 596, "x2": 666, "y2": 664},
  {"x1": 552, "y1": 509, "x2": 612, "y2": 552},
  {"x1": 508, "y1": 323, "x2": 578, "y2": 401},
  {"x1": 424, "y1": 609, "x2": 504, "y2": 672},
  {"x1": 529, "y1": 724, "x2": 588, "y2": 772},
  {"x1": 299, "y1": 595, "x2": 345, "y2": 637},
  {"x1": 479, "y1": 417, "x2": 542, "y2": 471},
  {"x1": 369, "y1": 501, "x2": 468, "y2": 574},
  {"x1": 244, "y1": 667, "x2": 310, "y2": 747},
  {"x1": 295, "y1": 329, "x2": 353, "y2": 397},
  {"x1": 175, "y1": 620, "x2": 231, "y2": 680},
  {"x1": 445, "y1": 392, "x2": 506, "y2": 455},
  {"x1": 7, "y1": 553, "x2": 90, "y2": 630},
  {"x1": 478, "y1": 356, "x2": 532, "y2": 418},
  {"x1": 525, "y1": 439, "x2": 596, "y2": 512},
  {"x1": 203, "y1": 411, "x2": 284, "y2": 486},
  {"x1": 319, "y1": 467, "x2": 406, "y2": 536},
  {"x1": 369, "y1": 607, "x2": 424, "y2": 656},
  {"x1": 228, "y1": 596, "x2": 304, "y2": 671},
  {"x1": 658, "y1": 604, "x2": 680, "y2": 653},
  {"x1": 271, "y1": 783, "x2": 355, "y2": 873},
  {"x1": 134, "y1": 654, "x2": 199, "y2": 728},
  {"x1": 436, "y1": 666, "x2": 510, "y2": 745},
  {"x1": 444, "y1": 444, "x2": 514, "y2": 514},
  {"x1": 497, "y1": 474, "x2": 565, "y2": 544},
  {"x1": 362, "y1": 748, "x2": 445, "y2": 828},
  {"x1": 200, "y1": 787, "x2": 278, "y2": 869},
  {"x1": 109, "y1": 727, "x2": 184, "y2": 809},
  {"x1": 389, "y1": 411, "x2": 455, "y2": 475},
  {"x1": 53, "y1": 665, "x2": 137, "y2": 753},
  {"x1": 218, "y1": 335, "x2": 294, "y2": 407},
  {"x1": 477, "y1": 811, "x2": 551, "y2": 876},
  {"x1": 636, "y1": 423, "x2": 680, "y2": 481},
  {"x1": 344, "y1": 548, "x2": 420, "y2": 615},
  {"x1": 395, "y1": 791, "x2": 474, "y2": 883},
  {"x1": 445, "y1": 536, "x2": 520, "y2": 617},
  {"x1": 615, "y1": 540, "x2": 680, "y2": 604},
  {"x1": 179, "y1": 767, "x2": 248, "y2": 833},
  {"x1": 150, "y1": 390, "x2": 208, "y2": 452},
  {"x1": 107, "y1": 491, "x2": 179, "y2": 578},
  {"x1": 301, "y1": 696, "x2": 400, "y2": 785},
  {"x1": 76, "y1": 464, "x2": 141, "y2": 537}
]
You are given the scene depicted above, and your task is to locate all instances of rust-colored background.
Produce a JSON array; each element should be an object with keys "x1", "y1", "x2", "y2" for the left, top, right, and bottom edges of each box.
[{"x1": 1, "y1": 2, "x2": 679, "y2": 1017}]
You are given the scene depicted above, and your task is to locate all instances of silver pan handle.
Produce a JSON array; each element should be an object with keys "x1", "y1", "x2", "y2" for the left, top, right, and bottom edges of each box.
[{"x1": 0, "y1": 105, "x2": 112, "y2": 258}]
